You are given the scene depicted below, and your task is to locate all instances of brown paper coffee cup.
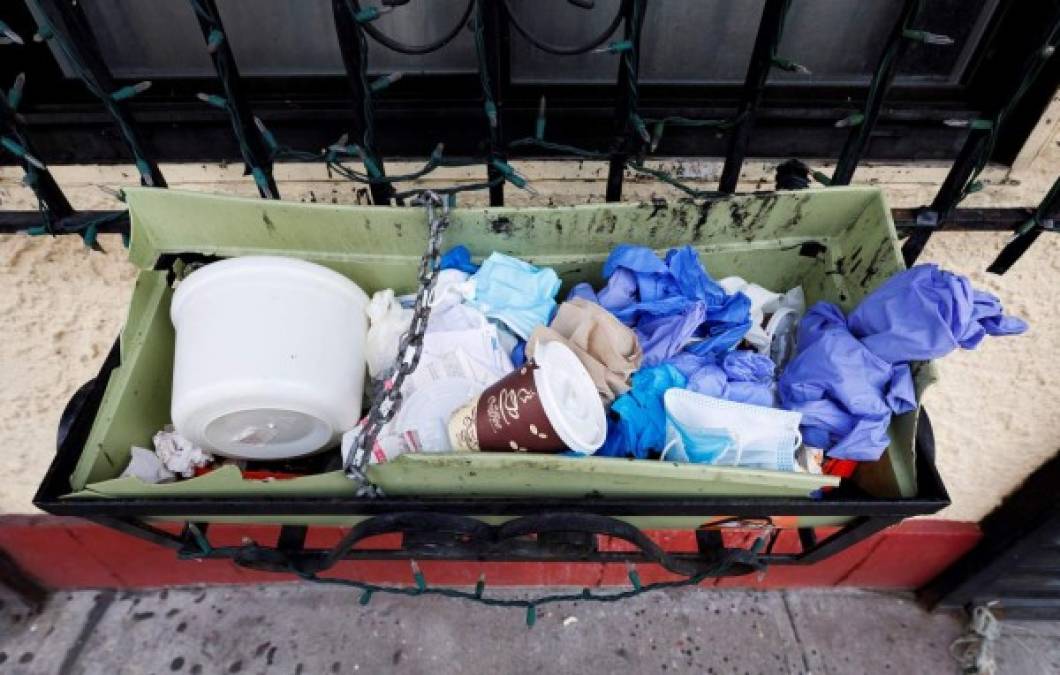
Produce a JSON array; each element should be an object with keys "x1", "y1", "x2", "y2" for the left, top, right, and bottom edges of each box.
[{"x1": 446, "y1": 361, "x2": 565, "y2": 453}]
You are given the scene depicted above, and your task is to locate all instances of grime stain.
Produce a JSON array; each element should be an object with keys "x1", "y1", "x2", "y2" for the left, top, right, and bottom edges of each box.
[
  {"x1": 778, "y1": 194, "x2": 810, "y2": 234},
  {"x1": 490, "y1": 216, "x2": 514, "y2": 236},
  {"x1": 859, "y1": 238, "x2": 890, "y2": 288},
  {"x1": 648, "y1": 198, "x2": 667, "y2": 220},
  {"x1": 847, "y1": 244, "x2": 865, "y2": 275},
  {"x1": 692, "y1": 202, "x2": 710, "y2": 242},
  {"x1": 261, "y1": 212, "x2": 275, "y2": 234},
  {"x1": 593, "y1": 210, "x2": 618, "y2": 235},
  {"x1": 799, "y1": 241, "x2": 827, "y2": 258}
]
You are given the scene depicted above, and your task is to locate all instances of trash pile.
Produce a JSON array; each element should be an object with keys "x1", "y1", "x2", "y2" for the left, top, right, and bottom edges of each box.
[{"x1": 124, "y1": 246, "x2": 1027, "y2": 488}]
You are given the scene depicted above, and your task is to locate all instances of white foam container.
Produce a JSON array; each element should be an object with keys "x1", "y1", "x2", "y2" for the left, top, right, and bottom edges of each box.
[
  {"x1": 532, "y1": 341, "x2": 607, "y2": 454},
  {"x1": 170, "y1": 256, "x2": 369, "y2": 460}
]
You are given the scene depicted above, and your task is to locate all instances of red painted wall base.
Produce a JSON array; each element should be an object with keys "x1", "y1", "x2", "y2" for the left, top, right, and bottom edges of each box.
[{"x1": 0, "y1": 516, "x2": 979, "y2": 591}]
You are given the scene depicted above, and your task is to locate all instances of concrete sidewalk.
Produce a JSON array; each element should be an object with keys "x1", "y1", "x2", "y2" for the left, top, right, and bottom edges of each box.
[{"x1": 3, "y1": 585, "x2": 1058, "y2": 675}]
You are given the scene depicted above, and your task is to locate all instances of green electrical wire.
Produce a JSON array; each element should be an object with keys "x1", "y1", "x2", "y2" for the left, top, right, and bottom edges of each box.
[
  {"x1": 188, "y1": 0, "x2": 276, "y2": 198},
  {"x1": 28, "y1": 1, "x2": 159, "y2": 187},
  {"x1": 953, "y1": 25, "x2": 1060, "y2": 205}
]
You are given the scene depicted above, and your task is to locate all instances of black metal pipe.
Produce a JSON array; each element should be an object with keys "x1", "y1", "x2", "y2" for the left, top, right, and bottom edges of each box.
[
  {"x1": 605, "y1": 0, "x2": 646, "y2": 202},
  {"x1": 718, "y1": 0, "x2": 790, "y2": 194},
  {"x1": 478, "y1": 0, "x2": 510, "y2": 207},
  {"x1": 332, "y1": 0, "x2": 393, "y2": 206},
  {"x1": 33, "y1": 0, "x2": 166, "y2": 188},
  {"x1": 189, "y1": 0, "x2": 278, "y2": 199},
  {"x1": 987, "y1": 175, "x2": 1060, "y2": 274},
  {"x1": 831, "y1": 0, "x2": 922, "y2": 186},
  {"x1": 903, "y1": 8, "x2": 1060, "y2": 265},
  {"x1": 901, "y1": 129, "x2": 988, "y2": 265},
  {"x1": 0, "y1": 93, "x2": 74, "y2": 226}
]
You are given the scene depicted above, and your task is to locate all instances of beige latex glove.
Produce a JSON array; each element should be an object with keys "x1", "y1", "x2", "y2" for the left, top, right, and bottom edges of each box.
[{"x1": 526, "y1": 298, "x2": 642, "y2": 402}]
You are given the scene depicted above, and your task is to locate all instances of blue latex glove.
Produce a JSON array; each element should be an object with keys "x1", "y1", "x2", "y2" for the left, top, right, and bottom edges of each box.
[
  {"x1": 666, "y1": 350, "x2": 776, "y2": 408},
  {"x1": 598, "y1": 364, "x2": 687, "y2": 459},
  {"x1": 468, "y1": 253, "x2": 561, "y2": 340},
  {"x1": 722, "y1": 350, "x2": 775, "y2": 384},
  {"x1": 439, "y1": 245, "x2": 480, "y2": 275},
  {"x1": 848, "y1": 264, "x2": 1028, "y2": 363},
  {"x1": 511, "y1": 340, "x2": 527, "y2": 368},
  {"x1": 572, "y1": 245, "x2": 752, "y2": 365},
  {"x1": 778, "y1": 303, "x2": 917, "y2": 460}
]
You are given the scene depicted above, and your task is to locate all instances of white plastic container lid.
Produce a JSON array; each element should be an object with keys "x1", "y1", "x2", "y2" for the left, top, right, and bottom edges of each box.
[
  {"x1": 170, "y1": 256, "x2": 369, "y2": 460},
  {"x1": 532, "y1": 341, "x2": 607, "y2": 454}
]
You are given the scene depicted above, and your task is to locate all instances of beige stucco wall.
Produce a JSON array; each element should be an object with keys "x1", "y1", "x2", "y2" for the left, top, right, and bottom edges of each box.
[{"x1": 1, "y1": 131, "x2": 1057, "y2": 520}]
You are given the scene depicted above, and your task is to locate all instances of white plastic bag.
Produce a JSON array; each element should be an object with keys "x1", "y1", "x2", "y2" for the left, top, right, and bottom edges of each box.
[{"x1": 365, "y1": 289, "x2": 413, "y2": 378}]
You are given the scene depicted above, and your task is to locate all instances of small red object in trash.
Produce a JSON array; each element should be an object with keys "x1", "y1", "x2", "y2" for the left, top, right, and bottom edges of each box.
[{"x1": 823, "y1": 459, "x2": 858, "y2": 479}]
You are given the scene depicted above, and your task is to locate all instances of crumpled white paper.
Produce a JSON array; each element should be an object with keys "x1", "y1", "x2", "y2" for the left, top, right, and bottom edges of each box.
[
  {"x1": 121, "y1": 446, "x2": 177, "y2": 484},
  {"x1": 153, "y1": 425, "x2": 213, "y2": 478}
]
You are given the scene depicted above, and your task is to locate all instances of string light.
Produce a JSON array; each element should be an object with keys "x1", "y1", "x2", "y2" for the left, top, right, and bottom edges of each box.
[
  {"x1": 195, "y1": 92, "x2": 228, "y2": 109},
  {"x1": 410, "y1": 559, "x2": 426, "y2": 592},
  {"x1": 27, "y1": 1, "x2": 163, "y2": 187},
  {"x1": 253, "y1": 116, "x2": 279, "y2": 154},
  {"x1": 110, "y1": 81, "x2": 152, "y2": 102},
  {"x1": 6, "y1": 73, "x2": 25, "y2": 111},
  {"x1": 770, "y1": 56, "x2": 811, "y2": 74},
  {"x1": 354, "y1": 5, "x2": 393, "y2": 23},
  {"x1": 534, "y1": 96, "x2": 547, "y2": 140},
  {"x1": 592, "y1": 39, "x2": 632, "y2": 54},
  {"x1": 626, "y1": 562, "x2": 642, "y2": 591},
  {"x1": 834, "y1": 112, "x2": 865, "y2": 128},
  {"x1": 0, "y1": 136, "x2": 45, "y2": 169},
  {"x1": 369, "y1": 72, "x2": 403, "y2": 93},
  {"x1": 206, "y1": 29, "x2": 225, "y2": 54},
  {"x1": 0, "y1": 20, "x2": 23, "y2": 45},
  {"x1": 902, "y1": 29, "x2": 954, "y2": 46}
]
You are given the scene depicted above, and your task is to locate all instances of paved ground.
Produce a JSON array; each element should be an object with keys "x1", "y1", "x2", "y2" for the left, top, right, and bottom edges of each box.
[{"x1": 2, "y1": 584, "x2": 1058, "y2": 674}]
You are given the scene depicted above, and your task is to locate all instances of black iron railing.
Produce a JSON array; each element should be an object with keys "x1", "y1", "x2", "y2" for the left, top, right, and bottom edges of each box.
[{"x1": 0, "y1": 0, "x2": 1058, "y2": 271}]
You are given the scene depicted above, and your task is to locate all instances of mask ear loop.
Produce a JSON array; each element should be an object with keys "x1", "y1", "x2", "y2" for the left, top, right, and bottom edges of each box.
[
  {"x1": 660, "y1": 437, "x2": 679, "y2": 462},
  {"x1": 783, "y1": 429, "x2": 803, "y2": 471},
  {"x1": 731, "y1": 430, "x2": 743, "y2": 466}
]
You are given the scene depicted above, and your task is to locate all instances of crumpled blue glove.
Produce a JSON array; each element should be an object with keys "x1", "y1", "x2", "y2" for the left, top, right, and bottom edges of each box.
[
  {"x1": 848, "y1": 264, "x2": 1028, "y2": 363},
  {"x1": 779, "y1": 302, "x2": 918, "y2": 460},
  {"x1": 598, "y1": 364, "x2": 687, "y2": 459},
  {"x1": 569, "y1": 245, "x2": 752, "y2": 366}
]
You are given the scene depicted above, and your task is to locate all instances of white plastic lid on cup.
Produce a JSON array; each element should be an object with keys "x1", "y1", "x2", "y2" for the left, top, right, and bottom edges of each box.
[
  {"x1": 170, "y1": 256, "x2": 369, "y2": 460},
  {"x1": 531, "y1": 341, "x2": 607, "y2": 454}
]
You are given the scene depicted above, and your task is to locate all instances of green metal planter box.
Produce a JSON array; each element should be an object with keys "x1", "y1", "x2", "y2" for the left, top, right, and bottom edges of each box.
[{"x1": 36, "y1": 186, "x2": 946, "y2": 537}]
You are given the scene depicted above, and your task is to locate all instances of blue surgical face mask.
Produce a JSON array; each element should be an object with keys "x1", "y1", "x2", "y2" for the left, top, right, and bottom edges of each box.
[
  {"x1": 661, "y1": 421, "x2": 734, "y2": 464},
  {"x1": 661, "y1": 389, "x2": 802, "y2": 472}
]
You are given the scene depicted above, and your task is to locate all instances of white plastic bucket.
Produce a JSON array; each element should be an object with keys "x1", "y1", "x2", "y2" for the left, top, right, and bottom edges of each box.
[{"x1": 170, "y1": 256, "x2": 369, "y2": 460}]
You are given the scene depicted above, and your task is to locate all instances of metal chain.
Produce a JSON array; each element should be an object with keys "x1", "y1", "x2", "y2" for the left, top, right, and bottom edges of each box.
[{"x1": 343, "y1": 191, "x2": 450, "y2": 495}]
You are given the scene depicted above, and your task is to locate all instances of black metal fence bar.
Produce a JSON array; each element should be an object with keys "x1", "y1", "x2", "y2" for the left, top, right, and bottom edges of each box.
[
  {"x1": 189, "y1": 0, "x2": 278, "y2": 200},
  {"x1": 31, "y1": 0, "x2": 165, "y2": 189},
  {"x1": 986, "y1": 177, "x2": 1060, "y2": 274},
  {"x1": 718, "y1": 0, "x2": 790, "y2": 194},
  {"x1": 830, "y1": 0, "x2": 923, "y2": 186},
  {"x1": 902, "y1": 8, "x2": 1060, "y2": 266},
  {"x1": 0, "y1": 76, "x2": 73, "y2": 229},
  {"x1": 604, "y1": 0, "x2": 646, "y2": 202},
  {"x1": 333, "y1": 0, "x2": 393, "y2": 206},
  {"x1": 478, "y1": 0, "x2": 510, "y2": 207},
  {"x1": 1, "y1": 1, "x2": 1057, "y2": 267}
]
